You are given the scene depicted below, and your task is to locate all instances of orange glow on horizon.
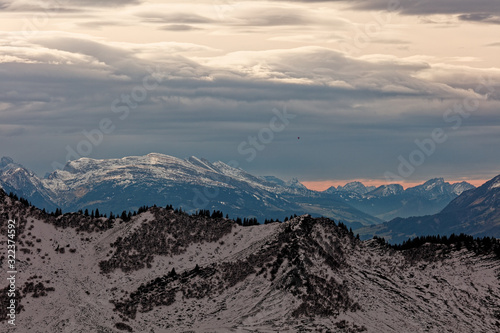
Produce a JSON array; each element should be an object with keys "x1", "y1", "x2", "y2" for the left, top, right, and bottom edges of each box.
[{"x1": 302, "y1": 179, "x2": 488, "y2": 191}]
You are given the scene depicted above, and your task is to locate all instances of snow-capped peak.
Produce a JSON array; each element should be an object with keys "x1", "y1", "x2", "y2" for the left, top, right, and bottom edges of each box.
[
  {"x1": 451, "y1": 181, "x2": 475, "y2": 195},
  {"x1": 338, "y1": 181, "x2": 369, "y2": 195},
  {"x1": 367, "y1": 184, "x2": 404, "y2": 197},
  {"x1": 489, "y1": 176, "x2": 500, "y2": 190},
  {"x1": 0, "y1": 156, "x2": 23, "y2": 171},
  {"x1": 422, "y1": 178, "x2": 445, "y2": 190},
  {"x1": 1, "y1": 156, "x2": 14, "y2": 168},
  {"x1": 285, "y1": 177, "x2": 307, "y2": 190}
]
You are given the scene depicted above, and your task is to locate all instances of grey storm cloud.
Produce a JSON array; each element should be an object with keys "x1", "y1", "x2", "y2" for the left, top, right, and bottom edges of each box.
[
  {"x1": 0, "y1": 0, "x2": 141, "y2": 11},
  {"x1": 229, "y1": 9, "x2": 314, "y2": 26},
  {"x1": 161, "y1": 24, "x2": 201, "y2": 31},
  {"x1": 348, "y1": 0, "x2": 500, "y2": 25},
  {"x1": 138, "y1": 13, "x2": 214, "y2": 24},
  {"x1": 1, "y1": 33, "x2": 499, "y2": 181},
  {"x1": 281, "y1": 0, "x2": 500, "y2": 18},
  {"x1": 63, "y1": 0, "x2": 141, "y2": 5},
  {"x1": 458, "y1": 13, "x2": 500, "y2": 25},
  {"x1": 76, "y1": 21, "x2": 131, "y2": 29},
  {"x1": 138, "y1": 8, "x2": 317, "y2": 29}
]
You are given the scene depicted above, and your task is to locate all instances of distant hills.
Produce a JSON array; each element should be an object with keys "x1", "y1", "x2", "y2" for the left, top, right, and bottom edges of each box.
[{"x1": 357, "y1": 174, "x2": 500, "y2": 244}]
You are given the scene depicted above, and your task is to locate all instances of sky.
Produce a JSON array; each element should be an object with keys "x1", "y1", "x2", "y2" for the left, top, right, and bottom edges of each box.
[{"x1": 0, "y1": 0, "x2": 499, "y2": 189}]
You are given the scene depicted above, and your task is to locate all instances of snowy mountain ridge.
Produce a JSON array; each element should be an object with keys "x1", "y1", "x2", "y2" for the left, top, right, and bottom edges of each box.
[
  {"x1": 328, "y1": 178, "x2": 474, "y2": 200},
  {"x1": 325, "y1": 178, "x2": 475, "y2": 221},
  {"x1": 45, "y1": 153, "x2": 309, "y2": 198},
  {"x1": 1, "y1": 190, "x2": 499, "y2": 333},
  {"x1": 0, "y1": 154, "x2": 475, "y2": 225},
  {"x1": 357, "y1": 173, "x2": 500, "y2": 243},
  {"x1": 0, "y1": 154, "x2": 383, "y2": 225}
]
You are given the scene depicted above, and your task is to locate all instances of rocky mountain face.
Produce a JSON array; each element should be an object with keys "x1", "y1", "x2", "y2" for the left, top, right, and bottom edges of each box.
[
  {"x1": 0, "y1": 157, "x2": 57, "y2": 211},
  {"x1": 0, "y1": 154, "x2": 382, "y2": 226},
  {"x1": 1, "y1": 190, "x2": 499, "y2": 332},
  {"x1": 327, "y1": 182, "x2": 376, "y2": 195},
  {"x1": 357, "y1": 174, "x2": 500, "y2": 244},
  {"x1": 326, "y1": 178, "x2": 475, "y2": 221}
]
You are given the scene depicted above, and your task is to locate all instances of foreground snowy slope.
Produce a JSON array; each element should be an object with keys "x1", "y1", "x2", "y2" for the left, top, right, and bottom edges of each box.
[{"x1": 1, "y1": 190, "x2": 499, "y2": 332}]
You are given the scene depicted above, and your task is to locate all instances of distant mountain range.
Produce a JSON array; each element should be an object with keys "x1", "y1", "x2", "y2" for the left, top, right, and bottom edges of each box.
[
  {"x1": 357, "y1": 174, "x2": 500, "y2": 243},
  {"x1": 1, "y1": 190, "x2": 499, "y2": 332},
  {"x1": 0, "y1": 154, "x2": 381, "y2": 225},
  {"x1": 325, "y1": 178, "x2": 475, "y2": 221},
  {"x1": 0, "y1": 153, "x2": 476, "y2": 228}
]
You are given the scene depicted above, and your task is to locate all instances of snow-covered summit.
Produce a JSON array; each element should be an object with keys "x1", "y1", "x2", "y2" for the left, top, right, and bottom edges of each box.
[
  {"x1": 337, "y1": 181, "x2": 374, "y2": 195},
  {"x1": 285, "y1": 177, "x2": 308, "y2": 190},
  {"x1": 6, "y1": 154, "x2": 367, "y2": 222},
  {"x1": 0, "y1": 156, "x2": 27, "y2": 174},
  {"x1": 423, "y1": 177, "x2": 445, "y2": 190},
  {"x1": 367, "y1": 184, "x2": 405, "y2": 197},
  {"x1": 0, "y1": 156, "x2": 15, "y2": 169},
  {"x1": 451, "y1": 181, "x2": 476, "y2": 195},
  {"x1": 404, "y1": 178, "x2": 475, "y2": 199}
]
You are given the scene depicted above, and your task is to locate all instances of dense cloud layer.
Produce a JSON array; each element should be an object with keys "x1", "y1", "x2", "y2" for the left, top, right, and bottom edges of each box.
[
  {"x1": 346, "y1": 0, "x2": 500, "y2": 15},
  {"x1": 0, "y1": 0, "x2": 499, "y2": 183},
  {"x1": 0, "y1": 0, "x2": 141, "y2": 10},
  {"x1": 1, "y1": 31, "x2": 499, "y2": 181},
  {"x1": 279, "y1": 0, "x2": 500, "y2": 24}
]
